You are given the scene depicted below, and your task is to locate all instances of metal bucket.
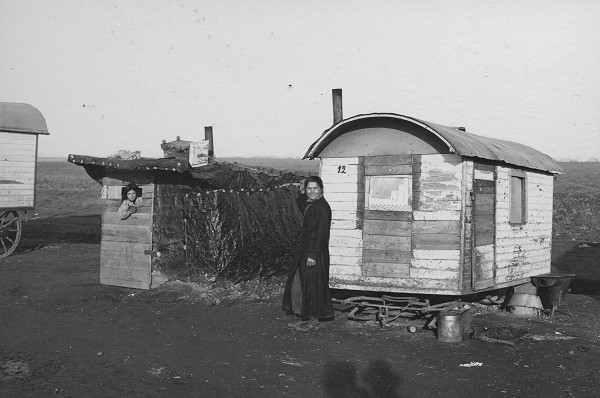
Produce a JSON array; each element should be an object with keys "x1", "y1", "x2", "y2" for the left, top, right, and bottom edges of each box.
[
  {"x1": 437, "y1": 311, "x2": 462, "y2": 343},
  {"x1": 507, "y1": 293, "x2": 544, "y2": 317},
  {"x1": 531, "y1": 274, "x2": 575, "y2": 309}
]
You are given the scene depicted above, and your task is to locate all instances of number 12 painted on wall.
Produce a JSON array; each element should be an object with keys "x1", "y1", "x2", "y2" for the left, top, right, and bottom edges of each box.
[{"x1": 337, "y1": 165, "x2": 346, "y2": 174}]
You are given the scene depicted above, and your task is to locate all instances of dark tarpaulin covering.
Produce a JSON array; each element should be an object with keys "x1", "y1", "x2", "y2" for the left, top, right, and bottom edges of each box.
[
  {"x1": 67, "y1": 154, "x2": 306, "y2": 189},
  {"x1": 188, "y1": 161, "x2": 304, "y2": 190},
  {"x1": 67, "y1": 154, "x2": 192, "y2": 173},
  {"x1": 184, "y1": 187, "x2": 302, "y2": 282},
  {"x1": 153, "y1": 184, "x2": 302, "y2": 283}
]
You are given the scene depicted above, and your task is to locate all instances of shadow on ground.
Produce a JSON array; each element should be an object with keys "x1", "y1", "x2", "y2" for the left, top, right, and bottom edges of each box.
[
  {"x1": 16, "y1": 214, "x2": 101, "y2": 254},
  {"x1": 552, "y1": 240, "x2": 600, "y2": 297},
  {"x1": 322, "y1": 359, "x2": 405, "y2": 398}
]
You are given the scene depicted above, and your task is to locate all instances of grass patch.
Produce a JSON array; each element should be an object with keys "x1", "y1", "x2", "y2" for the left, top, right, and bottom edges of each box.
[
  {"x1": 35, "y1": 161, "x2": 102, "y2": 217},
  {"x1": 554, "y1": 162, "x2": 600, "y2": 242}
]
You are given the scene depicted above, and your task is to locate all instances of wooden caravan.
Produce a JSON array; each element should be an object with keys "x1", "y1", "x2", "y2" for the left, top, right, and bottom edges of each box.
[
  {"x1": 305, "y1": 96, "x2": 562, "y2": 295},
  {"x1": 0, "y1": 103, "x2": 49, "y2": 257}
]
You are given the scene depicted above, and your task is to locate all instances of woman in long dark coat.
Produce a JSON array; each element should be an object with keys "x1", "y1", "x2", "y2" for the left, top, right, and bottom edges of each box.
[{"x1": 284, "y1": 176, "x2": 334, "y2": 332}]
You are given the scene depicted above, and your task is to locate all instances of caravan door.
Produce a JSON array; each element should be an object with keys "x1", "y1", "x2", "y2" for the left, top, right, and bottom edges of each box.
[{"x1": 472, "y1": 164, "x2": 496, "y2": 290}]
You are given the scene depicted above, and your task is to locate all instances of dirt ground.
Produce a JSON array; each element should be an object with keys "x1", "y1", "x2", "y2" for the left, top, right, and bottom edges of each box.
[{"x1": 1, "y1": 216, "x2": 600, "y2": 397}]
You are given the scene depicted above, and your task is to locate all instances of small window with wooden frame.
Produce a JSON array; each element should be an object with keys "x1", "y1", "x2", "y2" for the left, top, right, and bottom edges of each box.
[
  {"x1": 509, "y1": 170, "x2": 527, "y2": 224},
  {"x1": 366, "y1": 175, "x2": 412, "y2": 212}
]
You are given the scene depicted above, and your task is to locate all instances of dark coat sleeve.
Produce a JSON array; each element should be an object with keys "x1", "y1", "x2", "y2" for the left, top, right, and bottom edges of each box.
[
  {"x1": 307, "y1": 202, "x2": 331, "y2": 260},
  {"x1": 296, "y1": 193, "x2": 308, "y2": 214}
]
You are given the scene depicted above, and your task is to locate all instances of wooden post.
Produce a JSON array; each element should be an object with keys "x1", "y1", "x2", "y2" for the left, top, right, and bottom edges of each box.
[
  {"x1": 332, "y1": 88, "x2": 343, "y2": 124},
  {"x1": 204, "y1": 126, "x2": 214, "y2": 157}
]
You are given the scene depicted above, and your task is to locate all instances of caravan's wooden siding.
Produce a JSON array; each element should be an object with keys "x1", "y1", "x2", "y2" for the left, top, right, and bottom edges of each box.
[
  {"x1": 321, "y1": 157, "x2": 363, "y2": 279},
  {"x1": 0, "y1": 132, "x2": 37, "y2": 209},
  {"x1": 323, "y1": 150, "x2": 554, "y2": 295},
  {"x1": 363, "y1": 155, "x2": 413, "y2": 278},
  {"x1": 100, "y1": 183, "x2": 154, "y2": 289},
  {"x1": 409, "y1": 154, "x2": 462, "y2": 291},
  {"x1": 494, "y1": 167, "x2": 553, "y2": 284},
  {"x1": 461, "y1": 160, "x2": 474, "y2": 291},
  {"x1": 325, "y1": 154, "x2": 464, "y2": 294}
]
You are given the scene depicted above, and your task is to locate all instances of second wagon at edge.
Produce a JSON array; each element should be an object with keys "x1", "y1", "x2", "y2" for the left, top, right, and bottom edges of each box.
[{"x1": 305, "y1": 104, "x2": 563, "y2": 296}]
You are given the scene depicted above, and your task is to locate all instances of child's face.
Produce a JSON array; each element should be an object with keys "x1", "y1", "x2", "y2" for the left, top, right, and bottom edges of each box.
[{"x1": 127, "y1": 190, "x2": 138, "y2": 202}]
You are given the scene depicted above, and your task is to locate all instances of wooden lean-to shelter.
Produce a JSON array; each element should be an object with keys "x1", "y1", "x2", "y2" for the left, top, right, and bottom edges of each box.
[
  {"x1": 304, "y1": 90, "x2": 563, "y2": 295},
  {"x1": 69, "y1": 131, "x2": 306, "y2": 289}
]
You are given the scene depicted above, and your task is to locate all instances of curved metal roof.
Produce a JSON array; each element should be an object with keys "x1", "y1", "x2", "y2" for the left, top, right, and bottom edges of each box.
[
  {"x1": 0, "y1": 102, "x2": 49, "y2": 134},
  {"x1": 304, "y1": 113, "x2": 562, "y2": 174}
]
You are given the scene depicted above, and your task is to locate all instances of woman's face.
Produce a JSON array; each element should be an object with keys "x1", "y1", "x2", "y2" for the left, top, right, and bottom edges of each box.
[
  {"x1": 306, "y1": 182, "x2": 322, "y2": 201},
  {"x1": 127, "y1": 190, "x2": 138, "y2": 202}
]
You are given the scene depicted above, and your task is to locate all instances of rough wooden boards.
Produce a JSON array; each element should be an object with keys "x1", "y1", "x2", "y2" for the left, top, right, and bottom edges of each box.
[
  {"x1": 471, "y1": 163, "x2": 497, "y2": 290},
  {"x1": 329, "y1": 275, "x2": 460, "y2": 295},
  {"x1": 472, "y1": 243, "x2": 495, "y2": 291},
  {"x1": 365, "y1": 165, "x2": 412, "y2": 176},
  {"x1": 363, "y1": 219, "x2": 410, "y2": 236},
  {"x1": 413, "y1": 154, "x2": 462, "y2": 212},
  {"x1": 325, "y1": 154, "x2": 466, "y2": 292},
  {"x1": 323, "y1": 153, "x2": 555, "y2": 293},
  {"x1": 362, "y1": 155, "x2": 413, "y2": 279},
  {"x1": 363, "y1": 262, "x2": 409, "y2": 278},
  {"x1": 100, "y1": 184, "x2": 154, "y2": 289},
  {"x1": 0, "y1": 132, "x2": 37, "y2": 209},
  {"x1": 494, "y1": 167, "x2": 554, "y2": 285},
  {"x1": 362, "y1": 244, "x2": 411, "y2": 279}
]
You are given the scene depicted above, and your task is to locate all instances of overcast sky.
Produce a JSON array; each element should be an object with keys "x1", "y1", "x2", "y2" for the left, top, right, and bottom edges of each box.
[{"x1": 2, "y1": 0, "x2": 599, "y2": 160}]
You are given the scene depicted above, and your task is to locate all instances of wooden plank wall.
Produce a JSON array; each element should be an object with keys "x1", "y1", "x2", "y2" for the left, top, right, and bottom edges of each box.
[
  {"x1": 100, "y1": 183, "x2": 154, "y2": 289},
  {"x1": 323, "y1": 153, "x2": 465, "y2": 295},
  {"x1": 461, "y1": 160, "x2": 474, "y2": 291},
  {"x1": 0, "y1": 132, "x2": 37, "y2": 209},
  {"x1": 410, "y1": 154, "x2": 463, "y2": 291},
  {"x1": 363, "y1": 155, "x2": 412, "y2": 278},
  {"x1": 473, "y1": 167, "x2": 496, "y2": 246},
  {"x1": 494, "y1": 167, "x2": 553, "y2": 284},
  {"x1": 320, "y1": 157, "x2": 363, "y2": 279}
]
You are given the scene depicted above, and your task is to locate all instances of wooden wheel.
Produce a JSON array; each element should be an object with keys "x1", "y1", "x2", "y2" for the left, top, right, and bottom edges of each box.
[{"x1": 0, "y1": 211, "x2": 22, "y2": 258}]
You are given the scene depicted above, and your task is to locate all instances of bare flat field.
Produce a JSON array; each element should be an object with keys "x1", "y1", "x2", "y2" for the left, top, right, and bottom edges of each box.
[{"x1": 1, "y1": 159, "x2": 599, "y2": 397}]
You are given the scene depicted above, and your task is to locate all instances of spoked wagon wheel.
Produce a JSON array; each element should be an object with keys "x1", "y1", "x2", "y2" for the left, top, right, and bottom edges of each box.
[{"x1": 0, "y1": 211, "x2": 22, "y2": 258}]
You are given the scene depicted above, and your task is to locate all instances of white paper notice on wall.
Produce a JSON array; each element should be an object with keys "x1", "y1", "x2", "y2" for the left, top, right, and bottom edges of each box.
[{"x1": 189, "y1": 140, "x2": 210, "y2": 167}]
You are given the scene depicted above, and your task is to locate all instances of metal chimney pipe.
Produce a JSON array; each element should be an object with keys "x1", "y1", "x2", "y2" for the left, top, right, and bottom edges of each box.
[
  {"x1": 332, "y1": 88, "x2": 343, "y2": 124},
  {"x1": 204, "y1": 126, "x2": 214, "y2": 157}
]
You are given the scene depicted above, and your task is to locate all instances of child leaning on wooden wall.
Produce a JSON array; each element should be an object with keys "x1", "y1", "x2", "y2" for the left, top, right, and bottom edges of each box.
[{"x1": 118, "y1": 183, "x2": 143, "y2": 220}]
